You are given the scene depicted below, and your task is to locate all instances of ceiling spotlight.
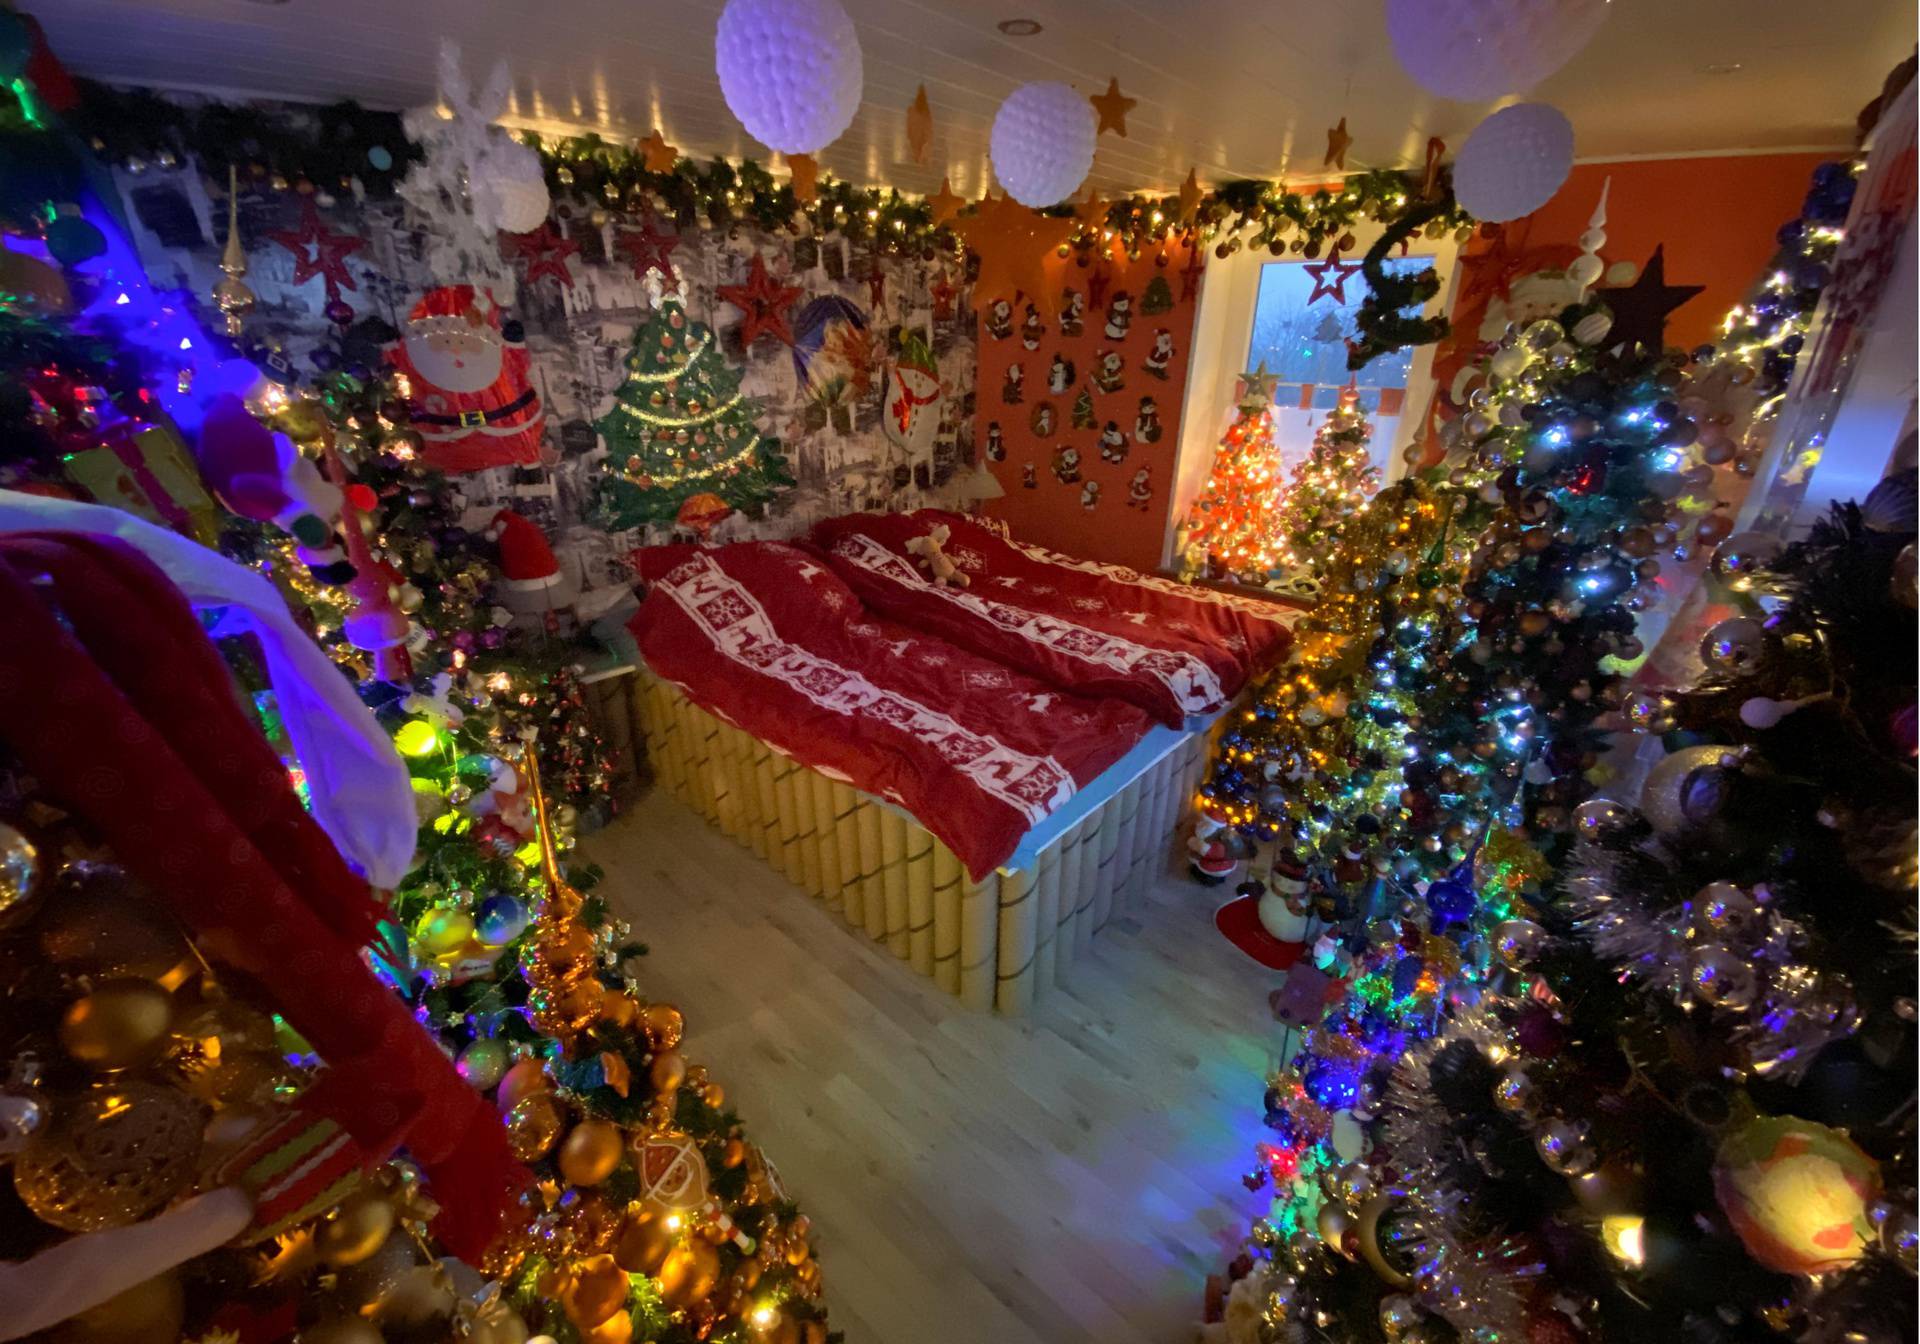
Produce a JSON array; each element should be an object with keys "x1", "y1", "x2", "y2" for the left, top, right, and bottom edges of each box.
[
  {"x1": 997, "y1": 18, "x2": 1042, "y2": 36},
  {"x1": 1698, "y1": 61, "x2": 1744, "y2": 75}
]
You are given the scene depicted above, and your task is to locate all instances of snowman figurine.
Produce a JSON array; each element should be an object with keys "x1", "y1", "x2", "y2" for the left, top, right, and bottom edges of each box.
[
  {"x1": 1135, "y1": 395, "x2": 1162, "y2": 442},
  {"x1": 1080, "y1": 478, "x2": 1102, "y2": 511},
  {"x1": 1257, "y1": 851, "x2": 1314, "y2": 966},
  {"x1": 985, "y1": 421, "x2": 1005, "y2": 461},
  {"x1": 1126, "y1": 465, "x2": 1152, "y2": 509},
  {"x1": 1047, "y1": 353, "x2": 1076, "y2": 394},
  {"x1": 1098, "y1": 421, "x2": 1129, "y2": 464},
  {"x1": 1104, "y1": 290, "x2": 1134, "y2": 341}
]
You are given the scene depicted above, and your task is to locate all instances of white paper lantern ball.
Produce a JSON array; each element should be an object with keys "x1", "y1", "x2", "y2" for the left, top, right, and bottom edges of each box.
[
  {"x1": 989, "y1": 81, "x2": 1097, "y2": 208},
  {"x1": 472, "y1": 135, "x2": 550, "y2": 234},
  {"x1": 1453, "y1": 102, "x2": 1574, "y2": 223},
  {"x1": 715, "y1": 0, "x2": 863, "y2": 155},
  {"x1": 1386, "y1": 0, "x2": 1609, "y2": 101}
]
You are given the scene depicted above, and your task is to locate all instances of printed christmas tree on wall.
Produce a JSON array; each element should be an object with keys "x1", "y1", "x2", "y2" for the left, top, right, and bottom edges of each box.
[
  {"x1": 1180, "y1": 363, "x2": 1285, "y2": 583},
  {"x1": 595, "y1": 283, "x2": 793, "y2": 531},
  {"x1": 1272, "y1": 381, "x2": 1380, "y2": 578}
]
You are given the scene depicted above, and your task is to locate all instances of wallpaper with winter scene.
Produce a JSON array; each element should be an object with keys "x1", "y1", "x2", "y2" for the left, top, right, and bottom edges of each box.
[{"x1": 112, "y1": 163, "x2": 980, "y2": 609}]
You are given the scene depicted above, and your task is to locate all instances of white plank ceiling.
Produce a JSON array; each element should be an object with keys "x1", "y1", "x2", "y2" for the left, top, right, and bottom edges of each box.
[{"x1": 25, "y1": 0, "x2": 1915, "y2": 197}]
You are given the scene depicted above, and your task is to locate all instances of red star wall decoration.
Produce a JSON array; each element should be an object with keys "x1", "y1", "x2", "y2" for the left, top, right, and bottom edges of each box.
[
  {"x1": 1179, "y1": 240, "x2": 1207, "y2": 301},
  {"x1": 717, "y1": 253, "x2": 803, "y2": 348},
  {"x1": 1085, "y1": 263, "x2": 1113, "y2": 313},
  {"x1": 1302, "y1": 253, "x2": 1363, "y2": 305},
  {"x1": 615, "y1": 212, "x2": 681, "y2": 284},
  {"x1": 866, "y1": 254, "x2": 887, "y2": 310},
  {"x1": 505, "y1": 221, "x2": 580, "y2": 289},
  {"x1": 268, "y1": 199, "x2": 364, "y2": 304}
]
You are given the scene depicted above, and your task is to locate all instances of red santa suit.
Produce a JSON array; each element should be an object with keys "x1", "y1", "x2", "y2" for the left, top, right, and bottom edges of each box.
[{"x1": 386, "y1": 286, "x2": 546, "y2": 474}]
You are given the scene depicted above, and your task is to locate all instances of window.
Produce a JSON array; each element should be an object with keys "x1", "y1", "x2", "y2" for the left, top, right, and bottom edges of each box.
[{"x1": 1245, "y1": 258, "x2": 1429, "y2": 478}]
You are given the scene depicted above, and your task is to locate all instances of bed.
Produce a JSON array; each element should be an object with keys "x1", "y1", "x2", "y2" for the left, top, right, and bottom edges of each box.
[{"x1": 627, "y1": 518, "x2": 1298, "y2": 1014}]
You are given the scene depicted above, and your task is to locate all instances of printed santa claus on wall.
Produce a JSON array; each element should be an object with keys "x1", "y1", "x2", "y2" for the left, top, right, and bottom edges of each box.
[{"x1": 385, "y1": 285, "x2": 547, "y2": 474}]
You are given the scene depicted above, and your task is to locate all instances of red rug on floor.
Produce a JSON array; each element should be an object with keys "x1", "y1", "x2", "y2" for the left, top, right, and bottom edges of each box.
[{"x1": 1214, "y1": 892, "x2": 1305, "y2": 971}]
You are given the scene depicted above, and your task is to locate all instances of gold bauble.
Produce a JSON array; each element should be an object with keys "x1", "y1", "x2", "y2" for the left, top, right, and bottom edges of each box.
[
  {"x1": 504, "y1": 1094, "x2": 563, "y2": 1161},
  {"x1": 49, "y1": 1270, "x2": 183, "y2": 1344},
  {"x1": 60, "y1": 980, "x2": 176, "y2": 1070},
  {"x1": 1355, "y1": 1192, "x2": 1416, "y2": 1289},
  {"x1": 496, "y1": 1058, "x2": 549, "y2": 1112},
  {"x1": 557, "y1": 977, "x2": 607, "y2": 1025},
  {"x1": 1316, "y1": 1202, "x2": 1356, "y2": 1257},
  {"x1": 316, "y1": 1189, "x2": 397, "y2": 1267},
  {"x1": 656, "y1": 1237, "x2": 721, "y2": 1310},
  {"x1": 167, "y1": 999, "x2": 279, "y2": 1074},
  {"x1": 544, "y1": 924, "x2": 598, "y2": 973},
  {"x1": 273, "y1": 400, "x2": 330, "y2": 443},
  {"x1": 297, "y1": 1321, "x2": 386, "y2": 1344},
  {"x1": 37, "y1": 866, "x2": 191, "y2": 983},
  {"x1": 643, "y1": 1003, "x2": 685, "y2": 1049},
  {"x1": 582, "y1": 1311, "x2": 633, "y2": 1344},
  {"x1": 558, "y1": 1120, "x2": 625, "y2": 1187},
  {"x1": 722, "y1": 1138, "x2": 747, "y2": 1168},
  {"x1": 563, "y1": 1254, "x2": 630, "y2": 1327},
  {"x1": 414, "y1": 908, "x2": 476, "y2": 961},
  {"x1": 613, "y1": 1209, "x2": 676, "y2": 1274},
  {"x1": 600, "y1": 993, "x2": 640, "y2": 1029},
  {"x1": 16, "y1": 1082, "x2": 202, "y2": 1231},
  {"x1": 648, "y1": 1051, "x2": 687, "y2": 1094},
  {"x1": 1640, "y1": 745, "x2": 1742, "y2": 838},
  {"x1": 699, "y1": 1082, "x2": 725, "y2": 1109},
  {"x1": 174, "y1": 1048, "x2": 295, "y2": 1108},
  {"x1": 0, "y1": 821, "x2": 42, "y2": 930}
]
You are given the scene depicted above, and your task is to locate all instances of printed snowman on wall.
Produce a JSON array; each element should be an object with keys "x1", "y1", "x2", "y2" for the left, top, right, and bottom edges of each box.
[
  {"x1": 1143, "y1": 328, "x2": 1175, "y2": 380},
  {"x1": 1080, "y1": 479, "x2": 1102, "y2": 510},
  {"x1": 1104, "y1": 291, "x2": 1133, "y2": 341},
  {"x1": 1098, "y1": 421, "x2": 1129, "y2": 464},
  {"x1": 1136, "y1": 395, "x2": 1162, "y2": 443},
  {"x1": 1020, "y1": 303, "x2": 1045, "y2": 350},
  {"x1": 985, "y1": 421, "x2": 1005, "y2": 461},
  {"x1": 1047, "y1": 353, "x2": 1076, "y2": 394}
]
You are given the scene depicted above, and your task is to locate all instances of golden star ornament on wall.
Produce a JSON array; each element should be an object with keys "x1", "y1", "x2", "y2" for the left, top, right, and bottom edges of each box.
[{"x1": 951, "y1": 193, "x2": 1076, "y2": 319}]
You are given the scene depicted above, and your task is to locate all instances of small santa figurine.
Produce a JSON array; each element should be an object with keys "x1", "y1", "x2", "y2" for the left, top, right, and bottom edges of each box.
[
  {"x1": 1020, "y1": 304, "x2": 1044, "y2": 350},
  {"x1": 985, "y1": 299, "x2": 1013, "y2": 340},
  {"x1": 385, "y1": 286, "x2": 546, "y2": 474},
  {"x1": 1021, "y1": 463, "x2": 1037, "y2": 489},
  {"x1": 1059, "y1": 289, "x2": 1085, "y2": 336},
  {"x1": 487, "y1": 507, "x2": 579, "y2": 628},
  {"x1": 1143, "y1": 328, "x2": 1175, "y2": 379},
  {"x1": 1188, "y1": 812, "x2": 1239, "y2": 885},
  {"x1": 1126, "y1": 465, "x2": 1152, "y2": 509},
  {"x1": 1002, "y1": 362, "x2": 1024, "y2": 404}
]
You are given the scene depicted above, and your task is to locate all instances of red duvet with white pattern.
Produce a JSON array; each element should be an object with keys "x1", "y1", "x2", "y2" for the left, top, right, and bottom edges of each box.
[
  {"x1": 630, "y1": 542, "x2": 1153, "y2": 880},
  {"x1": 808, "y1": 510, "x2": 1297, "y2": 727}
]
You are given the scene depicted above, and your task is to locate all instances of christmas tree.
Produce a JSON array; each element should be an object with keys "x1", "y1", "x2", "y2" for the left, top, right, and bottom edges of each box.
[
  {"x1": 1271, "y1": 382, "x2": 1379, "y2": 579},
  {"x1": 595, "y1": 284, "x2": 793, "y2": 532},
  {"x1": 1181, "y1": 365, "x2": 1285, "y2": 583}
]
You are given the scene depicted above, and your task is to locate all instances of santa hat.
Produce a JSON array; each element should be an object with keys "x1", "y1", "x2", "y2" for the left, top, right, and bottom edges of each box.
[
  {"x1": 402, "y1": 285, "x2": 515, "y2": 346},
  {"x1": 487, "y1": 509, "x2": 563, "y2": 592}
]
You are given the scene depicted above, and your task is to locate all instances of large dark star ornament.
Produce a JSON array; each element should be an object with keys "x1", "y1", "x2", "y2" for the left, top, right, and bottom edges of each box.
[
  {"x1": 615, "y1": 212, "x2": 682, "y2": 285},
  {"x1": 505, "y1": 221, "x2": 580, "y2": 289},
  {"x1": 1599, "y1": 245, "x2": 1704, "y2": 354},
  {"x1": 267, "y1": 199, "x2": 364, "y2": 304},
  {"x1": 1302, "y1": 253, "x2": 1363, "y2": 305},
  {"x1": 717, "y1": 253, "x2": 804, "y2": 348}
]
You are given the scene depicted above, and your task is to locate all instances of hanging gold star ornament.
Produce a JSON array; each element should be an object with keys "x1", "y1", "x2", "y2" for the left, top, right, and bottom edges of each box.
[
  {"x1": 787, "y1": 153, "x2": 819, "y2": 203},
  {"x1": 907, "y1": 84, "x2": 933, "y2": 164},
  {"x1": 639, "y1": 129, "x2": 679, "y2": 174},
  {"x1": 1090, "y1": 77, "x2": 1137, "y2": 137},
  {"x1": 1324, "y1": 116, "x2": 1353, "y2": 171},
  {"x1": 1073, "y1": 186, "x2": 1110, "y2": 229},
  {"x1": 927, "y1": 177, "x2": 965, "y2": 226},
  {"x1": 951, "y1": 192, "x2": 1076, "y2": 319},
  {"x1": 1177, "y1": 168, "x2": 1203, "y2": 225}
]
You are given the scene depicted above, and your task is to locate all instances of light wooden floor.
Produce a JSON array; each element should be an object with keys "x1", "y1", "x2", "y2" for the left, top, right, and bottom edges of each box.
[{"x1": 585, "y1": 787, "x2": 1285, "y2": 1344}]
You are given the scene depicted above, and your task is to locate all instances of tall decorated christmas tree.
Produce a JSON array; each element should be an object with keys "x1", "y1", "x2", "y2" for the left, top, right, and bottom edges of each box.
[
  {"x1": 1181, "y1": 364, "x2": 1286, "y2": 583},
  {"x1": 1271, "y1": 382, "x2": 1380, "y2": 579},
  {"x1": 595, "y1": 283, "x2": 793, "y2": 532}
]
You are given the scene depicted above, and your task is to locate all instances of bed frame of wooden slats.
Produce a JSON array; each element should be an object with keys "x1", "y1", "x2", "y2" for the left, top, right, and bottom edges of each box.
[{"x1": 630, "y1": 669, "x2": 1210, "y2": 1015}]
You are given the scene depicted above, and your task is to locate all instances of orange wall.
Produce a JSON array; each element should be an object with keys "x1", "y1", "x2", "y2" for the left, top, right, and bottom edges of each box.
[
  {"x1": 1483, "y1": 152, "x2": 1835, "y2": 349},
  {"x1": 980, "y1": 238, "x2": 1202, "y2": 573}
]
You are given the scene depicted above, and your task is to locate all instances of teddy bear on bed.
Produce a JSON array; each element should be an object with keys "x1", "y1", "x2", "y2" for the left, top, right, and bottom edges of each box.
[{"x1": 906, "y1": 523, "x2": 970, "y2": 588}]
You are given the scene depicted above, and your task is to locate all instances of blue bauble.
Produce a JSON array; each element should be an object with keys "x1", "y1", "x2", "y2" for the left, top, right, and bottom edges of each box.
[
  {"x1": 474, "y1": 892, "x2": 530, "y2": 947},
  {"x1": 1424, "y1": 877, "x2": 1476, "y2": 927},
  {"x1": 1391, "y1": 955, "x2": 1426, "y2": 999},
  {"x1": 43, "y1": 216, "x2": 107, "y2": 267}
]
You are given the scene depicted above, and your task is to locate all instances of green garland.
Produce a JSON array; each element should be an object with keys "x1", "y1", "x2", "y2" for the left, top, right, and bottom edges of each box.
[{"x1": 1346, "y1": 198, "x2": 1453, "y2": 370}]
